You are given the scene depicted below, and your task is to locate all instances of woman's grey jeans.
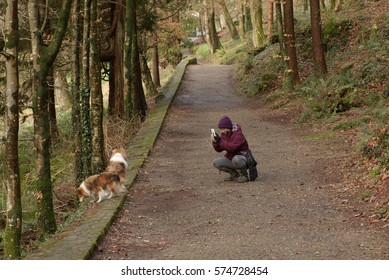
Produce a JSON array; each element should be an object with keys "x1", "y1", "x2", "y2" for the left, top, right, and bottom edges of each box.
[{"x1": 213, "y1": 155, "x2": 247, "y2": 172}]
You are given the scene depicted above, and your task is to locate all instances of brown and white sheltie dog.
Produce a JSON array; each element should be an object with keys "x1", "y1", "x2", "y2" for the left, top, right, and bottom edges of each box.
[
  {"x1": 105, "y1": 147, "x2": 128, "y2": 192},
  {"x1": 76, "y1": 172, "x2": 121, "y2": 203}
]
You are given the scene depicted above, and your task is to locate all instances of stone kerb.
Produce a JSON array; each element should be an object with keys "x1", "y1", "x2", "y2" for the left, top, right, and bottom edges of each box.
[{"x1": 26, "y1": 56, "x2": 195, "y2": 260}]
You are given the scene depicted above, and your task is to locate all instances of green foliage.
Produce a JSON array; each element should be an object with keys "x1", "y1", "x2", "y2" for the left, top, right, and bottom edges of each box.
[
  {"x1": 297, "y1": 71, "x2": 361, "y2": 121},
  {"x1": 323, "y1": 17, "x2": 355, "y2": 52},
  {"x1": 332, "y1": 116, "x2": 372, "y2": 130},
  {"x1": 358, "y1": 191, "x2": 373, "y2": 202},
  {"x1": 234, "y1": 45, "x2": 282, "y2": 97},
  {"x1": 219, "y1": 41, "x2": 248, "y2": 65},
  {"x1": 194, "y1": 43, "x2": 211, "y2": 59}
]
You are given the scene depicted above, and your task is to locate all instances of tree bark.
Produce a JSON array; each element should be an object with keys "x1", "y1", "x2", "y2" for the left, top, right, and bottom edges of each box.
[
  {"x1": 4, "y1": 0, "x2": 22, "y2": 260},
  {"x1": 250, "y1": 0, "x2": 266, "y2": 48},
  {"x1": 139, "y1": 35, "x2": 158, "y2": 97},
  {"x1": 125, "y1": 0, "x2": 147, "y2": 120},
  {"x1": 310, "y1": 0, "x2": 328, "y2": 75},
  {"x1": 320, "y1": 0, "x2": 326, "y2": 10},
  {"x1": 90, "y1": 0, "x2": 106, "y2": 173},
  {"x1": 81, "y1": 0, "x2": 93, "y2": 177},
  {"x1": 268, "y1": 0, "x2": 274, "y2": 38},
  {"x1": 151, "y1": 38, "x2": 161, "y2": 88},
  {"x1": 219, "y1": 0, "x2": 240, "y2": 40},
  {"x1": 204, "y1": 0, "x2": 222, "y2": 53},
  {"x1": 275, "y1": 0, "x2": 292, "y2": 89},
  {"x1": 106, "y1": 0, "x2": 125, "y2": 118},
  {"x1": 48, "y1": 68, "x2": 59, "y2": 141},
  {"x1": 283, "y1": 0, "x2": 300, "y2": 87},
  {"x1": 71, "y1": 0, "x2": 84, "y2": 186},
  {"x1": 28, "y1": 0, "x2": 73, "y2": 238},
  {"x1": 239, "y1": 2, "x2": 246, "y2": 37}
]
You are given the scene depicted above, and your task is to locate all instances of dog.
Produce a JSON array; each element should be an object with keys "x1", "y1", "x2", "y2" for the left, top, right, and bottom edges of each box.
[
  {"x1": 76, "y1": 172, "x2": 121, "y2": 203},
  {"x1": 105, "y1": 147, "x2": 128, "y2": 192}
]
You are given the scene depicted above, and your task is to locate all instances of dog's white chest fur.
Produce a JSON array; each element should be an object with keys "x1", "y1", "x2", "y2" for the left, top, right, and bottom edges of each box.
[
  {"x1": 110, "y1": 153, "x2": 128, "y2": 169},
  {"x1": 80, "y1": 182, "x2": 91, "y2": 196}
]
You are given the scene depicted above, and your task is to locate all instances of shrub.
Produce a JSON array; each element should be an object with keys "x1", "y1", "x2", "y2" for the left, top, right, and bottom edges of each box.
[{"x1": 297, "y1": 71, "x2": 361, "y2": 120}]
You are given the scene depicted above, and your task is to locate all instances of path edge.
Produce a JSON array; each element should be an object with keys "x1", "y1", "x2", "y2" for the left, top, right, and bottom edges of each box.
[{"x1": 26, "y1": 56, "x2": 196, "y2": 260}]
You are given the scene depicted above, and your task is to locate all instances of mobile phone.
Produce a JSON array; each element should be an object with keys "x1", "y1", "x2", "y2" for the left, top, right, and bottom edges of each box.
[{"x1": 211, "y1": 128, "x2": 220, "y2": 142}]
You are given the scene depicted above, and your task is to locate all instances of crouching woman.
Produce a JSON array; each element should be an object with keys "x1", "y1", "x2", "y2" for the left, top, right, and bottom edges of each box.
[{"x1": 211, "y1": 115, "x2": 251, "y2": 183}]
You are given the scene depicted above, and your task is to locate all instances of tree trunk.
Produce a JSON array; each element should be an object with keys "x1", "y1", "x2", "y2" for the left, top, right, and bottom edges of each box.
[
  {"x1": 106, "y1": 0, "x2": 125, "y2": 118},
  {"x1": 219, "y1": 0, "x2": 240, "y2": 40},
  {"x1": 28, "y1": 0, "x2": 73, "y2": 238},
  {"x1": 48, "y1": 67, "x2": 59, "y2": 141},
  {"x1": 244, "y1": 1, "x2": 252, "y2": 32},
  {"x1": 71, "y1": 0, "x2": 84, "y2": 186},
  {"x1": 204, "y1": 0, "x2": 222, "y2": 54},
  {"x1": 151, "y1": 0, "x2": 161, "y2": 88},
  {"x1": 4, "y1": 0, "x2": 22, "y2": 260},
  {"x1": 268, "y1": 0, "x2": 274, "y2": 38},
  {"x1": 151, "y1": 39, "x2": 161, "y2": 88},
  {"x1": 81, "y1": 0, "x2": 93, "y2": 177},
  {"x1": 275, "y1": 0, "x2": 292, "y2": 89},
  {"x1": 250, "y1": 0, "x2": 266, "y2": 48},
  {"x1": 139, "y1": 35, "x2": 158, "y2": 97},
  {"x1": 239, "y1": 2, "x2": 246, "y2": 37},
  {"x1": 310, "y1": 0, "x2": 328, "y2": 75},
  {"x1": 320, "y1": 0, "x2": 326, "y2": 10},
  {"x1": 125, "y1": 0, "x2": 147, "y2": 120},
  {"x1": 90, "y1": 0, "x2": 106, "y2": 173},
  {"x1": 137, "y1": 2, "x2": 158, "y2": 97},
  {"x1": 283, "y1": 0, "x2": 300, "y2": 87}
]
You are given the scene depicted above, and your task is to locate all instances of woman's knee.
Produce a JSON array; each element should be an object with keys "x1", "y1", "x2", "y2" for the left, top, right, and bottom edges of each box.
[{"x1": 232, "y1": 155, "x2": 246, "y2": 169}]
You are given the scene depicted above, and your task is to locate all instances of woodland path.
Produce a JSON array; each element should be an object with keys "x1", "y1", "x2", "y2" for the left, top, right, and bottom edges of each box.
[{"x1": 92, "y1": 62, "x2": 389, "y2": 260}]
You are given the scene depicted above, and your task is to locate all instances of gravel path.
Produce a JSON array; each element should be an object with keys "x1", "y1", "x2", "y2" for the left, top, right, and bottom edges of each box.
[{"x1": 92, "y1": 63, "x2": 389, "y2": 260}]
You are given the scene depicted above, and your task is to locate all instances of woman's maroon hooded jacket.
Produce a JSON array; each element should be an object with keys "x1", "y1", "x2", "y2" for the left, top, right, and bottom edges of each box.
[{"x1": 212, "y1": 124, "x2": 249, "y2": 160}]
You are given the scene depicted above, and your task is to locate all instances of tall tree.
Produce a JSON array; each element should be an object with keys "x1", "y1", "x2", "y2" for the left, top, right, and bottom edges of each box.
[
  {"x1": 151, "y1": 35, "x2": 161, "y2": 88},
  {"x1": 81, "y1": 0, "x2": 93, "y2": 177},
  {"x1": 3, "y1": 0, "x2": 22, "y2": 259},
  {"x1": 90, "y1": 0, "x2": 105, "y2": 173},
  {"x1": 320, "y1": 0, "x2": 326, "y2": 10},
  {"x1": 28, "y1": 0, "x2": 73, "y2": 238},
  {"x1": 250, "y1": 0, "x2": 266, "y2": 48},
  {"x1": 151, "y1": 0, "x2": 161, "y2": 88},
  {"x1": 275, "y1": 0, "x2": 292, "y2": 89},
  {"x1": 283, "y1": 0, "x2": 300, "y2": 87},
  {"x1": 125, "y1": 0, "x2": 147, "y2": 120},
  {"x1": 102, "y1": 0, "x2": 125, "y2": 118},
  {"x1": 204, "y1": 0, "x2": 222, "y2": 53},
  {"x1": 139, "y1": 35, "x2": 159, "y2": 97},
  {"x1": 47, "y1": 68, "x2": 59, "y2": 141},
  {"x1": 37, "y1": 0, "x2": 60, "y2": 142},
  {"x1": 71, "y1": 0, "x2": 83, "y2": 185},
  {"x1": 219, "y1": 0, "x2": 240, "y2": 40},
  {"x1": 310, "y1": 0, "x2": 327, "y2": 75},
  {"x1": 268, "y1": 0, "x2": 274, "y2": 38},
  {"x1": 238, "y1": 1, "x2": 246, "y2": 37}
]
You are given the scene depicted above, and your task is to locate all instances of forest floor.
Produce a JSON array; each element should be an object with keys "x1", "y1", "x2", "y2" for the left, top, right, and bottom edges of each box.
[{"x1": 92, "y1": 61, "x2": 389, "y2": 260}]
